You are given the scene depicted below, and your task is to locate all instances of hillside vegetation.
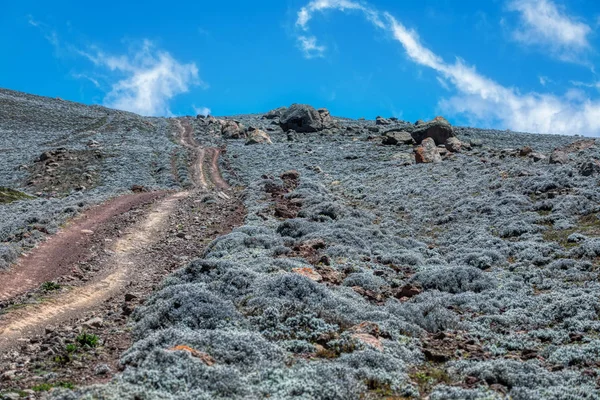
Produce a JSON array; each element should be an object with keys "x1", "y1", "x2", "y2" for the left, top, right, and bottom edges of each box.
[{"x1": 2, "y1": 92, "x2": 600, "y2": 399}]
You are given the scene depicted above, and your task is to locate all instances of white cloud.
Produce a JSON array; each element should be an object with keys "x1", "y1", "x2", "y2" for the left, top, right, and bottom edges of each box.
[
  {"x1": 506, "y1": 0, "x2": 591, "y2": 61},
  {"x1": 193, "y1": 105, "x2": 211, "y2": 116},
  {"x1": 71, "y1": 73, "x2": 101, "y2": 88},
  {"x1": 298, "y1": 35, "x2": 326, "y2": 58},
  {"x1": 80, "y1": 40, "x2": 201, "y2": 116},
  {"x1": 295, "y1": 0, "x2": 600, "y2": 135},
  {"x1": 27, "y1": 15, "x2": 60, "y2": 50}
]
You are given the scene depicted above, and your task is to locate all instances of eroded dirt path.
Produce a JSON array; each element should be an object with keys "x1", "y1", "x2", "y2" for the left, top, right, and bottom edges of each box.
[
  {"x1": 0, "y1": 118, "x2": 244, "y2": 391},
  {"x1": 0, "y1": 191, "x2": 186, "y2": 341},
  {"x1": 0, "y1": 192, "x2": 164, "y2": 302}
]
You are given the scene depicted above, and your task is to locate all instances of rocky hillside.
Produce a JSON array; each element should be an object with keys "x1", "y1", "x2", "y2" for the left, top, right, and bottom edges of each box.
[{"x1": 2, "y1": 92, "x2": 600, "y2": 399}]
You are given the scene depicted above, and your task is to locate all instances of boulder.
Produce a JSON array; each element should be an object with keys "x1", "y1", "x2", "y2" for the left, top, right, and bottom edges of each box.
[
  {"x1": 376, "y1": 116, "x2": 391, "y2": 126},
  {"x1": 245, "y1": 129, "x2": 272, "y2": 145},
  {"x1": 318, "y1": 108, "x2": 337, "y2": 129},
  {"x1": 264, "y1": 106, "x2": 287, "y2": 120},
  {"x1": 415, "y1": 137, "x2": 442, "y2": 163},
  {"x1": 530, "y1": 152, "x2": 546, "y2": 162},
  {"x1": 382, "y1": 130, "x2": 414, "y2": 146},
  {"x1": 411, "y1": 116, "x2": 455, "y2": 145},
  {"x1": 279, "y1": 104, "x2": 324, "y2": 133},
  {"x1": 220, "y1": 120, "x2": 246, "y2": 139},
  {"x1": 519, "y1": 146, "x2": 533, "y2": 157},
  {"x1": 580, "y1": 159, "x2": 600, "y2": 176},
  {"x1": 445, "y1": 137, "x2": 462, "y2": 152},
  {"x1": 549, "y1": 149, "x2": 568, "y2": 164}
]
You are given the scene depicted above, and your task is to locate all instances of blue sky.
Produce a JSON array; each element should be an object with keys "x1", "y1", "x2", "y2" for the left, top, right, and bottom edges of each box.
[{"x1": 2, "y1": 0, "x2": 600, "y2": 135}]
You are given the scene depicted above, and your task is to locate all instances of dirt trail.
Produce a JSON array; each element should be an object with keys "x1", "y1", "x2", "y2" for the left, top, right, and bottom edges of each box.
[
  {"x1": 0, "y1": 118, "x2": 233, "y2": 352},
  {"x1": 0, "y1": 191, "x2": 186, "y2": 342},
  {"x1": 0, "y1": 192, "x2": 163, "y2": 302},
  {"x1": 175, "y1": 119, "x2": 229, "y2": 190}
]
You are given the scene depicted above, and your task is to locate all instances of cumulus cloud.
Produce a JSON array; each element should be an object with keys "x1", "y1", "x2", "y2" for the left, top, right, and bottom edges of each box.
[
  {"x1": 295, "y1": 0, "x2": 600, "y2": 135},
  {"x1": 79, "y1": 40, "x2": 201, "y2": 116},
  {"x1": 506, "y1": 0, "x2": 591, "y2": 61}
]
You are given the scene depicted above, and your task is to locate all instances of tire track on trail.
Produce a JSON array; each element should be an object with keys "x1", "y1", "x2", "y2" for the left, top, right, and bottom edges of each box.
[
  {"x1": 0, "y1": 118, "x2": 233, "y2": 350},
  {"x1": 175, "y1": 118, "x2": 229, "y2": 190}
]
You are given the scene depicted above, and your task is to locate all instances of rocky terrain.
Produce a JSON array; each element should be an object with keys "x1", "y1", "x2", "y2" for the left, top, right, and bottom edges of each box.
[{"x1": 2, "y1": 89, "x2": 600, "y2": 399}]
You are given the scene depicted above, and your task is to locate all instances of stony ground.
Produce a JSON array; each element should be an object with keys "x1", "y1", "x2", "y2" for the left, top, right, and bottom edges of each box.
[{"x1": 2, "y1": 93, "x2": 600, "y2": 399}]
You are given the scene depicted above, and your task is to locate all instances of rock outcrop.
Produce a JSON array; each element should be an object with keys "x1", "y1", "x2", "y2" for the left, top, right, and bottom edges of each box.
[
  {"x1": 220, "y1": 120, "x2": 246, "y2": 139},
  {"x1": 279, "y1": 104, "x2": 335, "y2": 133},
  {"x1": 382, "y1": 130, "x2": 414, "y2": 146},
  {"x1": 411, "y1": 116, "x2": 455, "y2": 145}
]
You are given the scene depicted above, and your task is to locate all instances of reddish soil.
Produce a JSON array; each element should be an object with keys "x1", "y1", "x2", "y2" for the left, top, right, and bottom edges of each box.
[{"x1": 0, "y1": 191, "x2": 165, "y2": 302}]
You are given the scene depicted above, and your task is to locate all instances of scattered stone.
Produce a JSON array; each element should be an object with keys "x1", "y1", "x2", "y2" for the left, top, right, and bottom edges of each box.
[
  {"x1": 123, "y1": 293, "x2": 137, "y2": 302},
  {"x1": 519, "y1": 146, "x2": 533, "y2": 157},
  {"x1": 245, "y1": 129, "x2": 272, "y2": 145},
  {"x1": 84, "y1": 317, "x2": 104, "y2": 329},
  {"x1": 411, "y1": 116, "x2": 455, "y2": 145},
  {"x1": 580, "y1": 159, "x2": 600, "y2": 176},
  {"x1": 220, "y1": 120, "x2": 246, "y2": 139},
  {"x1": 94, "y1": 363, "x2": 111, "y2": 375},
  {"x1": 415, "y1": 137, "x2": 442, "y2": 163},
  {"x1": 376, "y1": 116, "x2": 391, "y2": 126},
  {"x1": 530, "y1": 152, "x2": 546, "y2": 162},
  {"x1": 382, "y1": 130, "x2": 414, "y2": 146},
  {"x1": 549, "y1": 150, "x2": 568, "y2": 164},
  {"x1": 445, "y1": 137, "x2": 462, "y2": 152},
  {"x1": 131, "y1": 185, "x2": 148, "y2": 193},
  {"x1": 367, "y1": 126, "x2": 380, "y2": 133}
]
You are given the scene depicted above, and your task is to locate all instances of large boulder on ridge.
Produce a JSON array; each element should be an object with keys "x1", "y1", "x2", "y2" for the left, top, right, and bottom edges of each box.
[
  {"x1": 263, "y1": 106, "x2": 287, "y2": 120},
  {"x1": 411, "y1": 116, "x2": 455, "y2": 145},
  {"x1": 279, "y1": 104, "x2": 333, "y2": 133}
]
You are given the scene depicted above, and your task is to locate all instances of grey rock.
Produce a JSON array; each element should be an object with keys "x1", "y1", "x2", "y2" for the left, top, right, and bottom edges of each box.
[
  {"x1": 263, "y1": 106, "x2": 287, "y2": 120},
  {"x1": 279, "y1": 104, "x2": 324, "y2": 133},
  {"x1": 445, "y1": 137, "x2": 462, "y2": 152},
  {"x1": 580, "y1": 159, "x2": 600, "y2": 176},
  {"x1": 94, "y1": 363, "x2": 112, "y2": 375},
  {"x1": 382, "y1": 130, "x2": 414, "y2": 146},
  {"x1": 84, "y1": 317, "x2": 104, "y2": 328},
  {"x1": 549, "y1": 150, "x2": 568, "y2": 164},
  {"x1": 220, "y1": 120, "x2": 246, "y2": 139},
  {"x1": 376, "y1": 116, "x2": 391, "y2": 126},
  {"x1": 411, "y1": 116, "x2": 455, "y2": 145},
  {"x1": 245, "y1": 129, "x2": 272, "y2": 145}
]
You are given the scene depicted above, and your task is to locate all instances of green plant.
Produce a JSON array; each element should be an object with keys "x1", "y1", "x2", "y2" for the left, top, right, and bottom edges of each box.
[
  {"x1": 76, "y1": 332, "x2": 100, "y2": 347},
  {"x1": 32, "y1": 383, "x2": 53, "y2": 392},
  {"x1": 53, "y1": 354, "x2": 70, "y2": 364},
  {"x1": 65, "y1": 343, "x2": 77, "y2": 353},
  {"x1": 41, "y1": 281, "x2": 61, "y2": 291},
  {"x1": 31, "y1": 381, "x2": 75, "y2": 392}
]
